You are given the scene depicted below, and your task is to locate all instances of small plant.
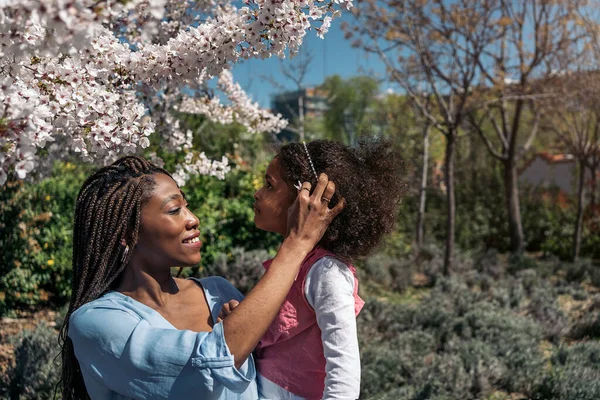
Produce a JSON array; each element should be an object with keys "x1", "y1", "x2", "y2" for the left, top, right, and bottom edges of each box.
[{"x1": 7, "y1": 323, "x2": 61, "y2": 400}]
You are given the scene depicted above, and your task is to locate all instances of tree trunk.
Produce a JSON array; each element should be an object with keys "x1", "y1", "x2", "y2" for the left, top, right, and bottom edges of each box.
[
  {"x1": 590, "y1": 164, "x2": 597, "y2": 210},
  {"x1": 504, "y1": 156, "x2": 525, "y2": 253},
  {"x1": 443, "y1": 131, "x2": 456, "y2": 275},
  {"x1": 416, "y1": 123, "x2": 431, "y2": 251},
  {"x1": 573, "y1": 160, "x2": 586, "y2": 261},
  {"x1": 503, "y1": 97, "x2": 526, "y2": 253}
]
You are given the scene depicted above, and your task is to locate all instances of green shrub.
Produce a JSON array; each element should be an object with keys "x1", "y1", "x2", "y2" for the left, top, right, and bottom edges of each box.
[
  {"x1": 359, "y1": 330, "x2": 438, "y2": 398},
  {"x1": 201, "y1": 248, "x2": 268, "y2": 295},
  {"x1": 0, "y1": 162, "x2": 88, "y2": 315},
  {"x1": 6, "y1": 323, "x2": 61, "y2": 400},
  {"x1": 564, "y1": 260, "x2": 593, "y2": 283},
  {"x1": 507, "y1": 253, "x2": 538, "y2": 275},
  {"x1": 364, "y1": 254, "x2": 415, "y2": 292},
  {"x1": 359, "y1": 269, "x2": 548, "y2": 399},
  {"x1": 535, "y1": 342, "x2": 600, "y2": 400},
  {"x1": 568, "y1": 311, "x2": 600, "y2": 340}
]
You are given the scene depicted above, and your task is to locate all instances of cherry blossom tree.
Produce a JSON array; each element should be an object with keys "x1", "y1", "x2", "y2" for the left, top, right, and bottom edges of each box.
[{"x1": 0, "y1": 0, "x2": 349, "y2": 186}]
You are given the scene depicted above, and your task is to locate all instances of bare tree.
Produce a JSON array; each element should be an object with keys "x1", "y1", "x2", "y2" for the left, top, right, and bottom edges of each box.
[
  {"x1": 262, "y1": 48, "x2": 313, "y2": 140},
  {"x1": 348, "y1": 0, "x2": 500, "y2": 273},
  {"x1": 541, "y1": 70, "x2": 600, "y2": 260},
  {"x1": 466, "y1": 0, "x2": 589, "y2": 253},
  {"x1": 579, "y1": 5, "x2": 600, "y2": 230}
]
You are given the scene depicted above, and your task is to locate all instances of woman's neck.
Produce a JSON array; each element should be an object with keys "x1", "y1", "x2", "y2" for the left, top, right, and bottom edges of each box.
[{"x1": 115, "y1": 265, "x2": 179, "y2": 308}]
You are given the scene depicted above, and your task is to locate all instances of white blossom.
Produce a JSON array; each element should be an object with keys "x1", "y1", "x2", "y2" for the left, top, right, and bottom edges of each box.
[{"x1": 0, "y1": 0, "x2": 350, "y2": 184}]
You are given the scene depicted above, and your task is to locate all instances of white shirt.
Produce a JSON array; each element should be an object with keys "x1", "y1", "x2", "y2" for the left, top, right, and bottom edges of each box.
[{"x1": 257, "y1": 257, "x2": 361, "y2": 400}]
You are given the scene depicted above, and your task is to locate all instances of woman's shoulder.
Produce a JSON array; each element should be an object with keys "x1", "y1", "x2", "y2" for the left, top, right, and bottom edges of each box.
[
  {"x1": 69, "y1": 292, "x2": 143, "y2": 342},
  {"x1": 189, "y1": 276, "x2": 244, "y2": 301},
  {"x1": 71, "y1": 291, "x2": 135, "y2": 316}
]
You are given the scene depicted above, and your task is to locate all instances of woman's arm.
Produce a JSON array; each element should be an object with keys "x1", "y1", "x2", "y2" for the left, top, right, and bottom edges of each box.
[{"x1": 223, "y1": 174, "x2": 344, "y2": 369}]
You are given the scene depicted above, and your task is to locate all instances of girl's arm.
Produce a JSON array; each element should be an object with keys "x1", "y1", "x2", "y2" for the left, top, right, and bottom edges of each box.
[
  {"x1": 223, "y1": 174, "x2": 344, "y2": 369},
  {"x1": 305, "y1": 257, "x2": 361, "y2": 399}
]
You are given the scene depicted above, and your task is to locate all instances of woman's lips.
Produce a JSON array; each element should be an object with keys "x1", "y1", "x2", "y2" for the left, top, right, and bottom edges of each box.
[
  {"x1": 182, "y1": 239, "x2": 202, "y2": 249},
  {"x1": 253, "y1": 203, "x2": 260, "y2": 213}
]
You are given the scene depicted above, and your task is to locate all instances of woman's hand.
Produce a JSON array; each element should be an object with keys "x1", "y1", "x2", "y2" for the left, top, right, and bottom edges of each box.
[
  {"x1": 286, "y1": 173, "x2": 345, "y2": 248},
  {"x1": 222, "y1": 174, "x2": 344, "y2": 369}
]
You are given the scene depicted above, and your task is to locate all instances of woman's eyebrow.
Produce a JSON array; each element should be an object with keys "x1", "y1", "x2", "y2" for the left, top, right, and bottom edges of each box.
[{"x1": 160, "y1": 193, "x2": 183, "y2": 208}]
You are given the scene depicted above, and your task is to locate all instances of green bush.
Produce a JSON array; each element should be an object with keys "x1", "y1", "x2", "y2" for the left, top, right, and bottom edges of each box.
[
  {"x1": 568, "y1": 310, "x2": 600, "y2": 340},
  {"x1": 535, "y1": 342, "x2": 600, "y2": 400},
  {"x1": 359, "y1": 271, "x2": 548, "y2": 399},
  {"x1": 363, "y1": 254, "x2": 416, "y2": 292},
  {"x1": 201, "y1": 248, "x2": 268, "y2": 295},
  {"x1": 6, "y1": 323, "x2": 61, "y2": 400},
  {"x1": 0, "y1": 162, "x2": 88, "y2": 315}
]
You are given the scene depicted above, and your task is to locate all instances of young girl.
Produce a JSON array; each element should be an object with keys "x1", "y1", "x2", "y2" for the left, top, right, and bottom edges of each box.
[{"x1": 250, "y1": 139, "x2": 405, "y2": 399}]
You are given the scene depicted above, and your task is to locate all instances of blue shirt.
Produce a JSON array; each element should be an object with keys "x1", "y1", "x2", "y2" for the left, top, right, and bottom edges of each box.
[{"x1": 69, "y1": 276, "x2": 258, "y2": 400}]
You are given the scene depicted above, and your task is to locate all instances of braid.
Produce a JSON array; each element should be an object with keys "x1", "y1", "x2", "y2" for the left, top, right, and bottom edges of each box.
[{"x1": 58, "y1": 156, "x2": 173, "y2": 400}]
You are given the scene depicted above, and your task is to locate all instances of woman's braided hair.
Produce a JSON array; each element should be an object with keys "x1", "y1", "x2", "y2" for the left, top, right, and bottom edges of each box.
[
  {"x1": 59, "y1": 156, "x2": 171, "y2": 400},
  {"x1": 277, "y1": 138, "x2": 406, "y2": 261}
]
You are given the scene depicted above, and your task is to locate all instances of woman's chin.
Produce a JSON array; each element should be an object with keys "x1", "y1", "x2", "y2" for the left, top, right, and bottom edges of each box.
[{"x1": 176, "y1": 256, "x2": 201, "y2": 267}]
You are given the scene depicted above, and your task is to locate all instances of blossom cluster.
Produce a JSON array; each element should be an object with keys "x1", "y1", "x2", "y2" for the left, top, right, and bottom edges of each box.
[
  {"x1": 171, "y1": 152, "x2": 231, "y2": 187},
  {"x1": 177, "y1": 70, "x2": 288, "y2": 134},
  {"x1": 0, "y1": 0, "x2": 350, "y2": 185}
]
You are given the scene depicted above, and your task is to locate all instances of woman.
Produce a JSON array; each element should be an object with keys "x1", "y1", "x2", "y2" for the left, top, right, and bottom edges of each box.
[{"x1": 59, "y1": 155, "x2": 343, "y2": 399}]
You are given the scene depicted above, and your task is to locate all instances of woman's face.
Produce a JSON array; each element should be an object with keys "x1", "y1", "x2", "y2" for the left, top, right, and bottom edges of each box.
[
  {"x1": 133, "y1": 173, "x2": 202, "y2": 269},
  {"x1": 253, "y1": 157, "x2": 295, "y2": 235}
]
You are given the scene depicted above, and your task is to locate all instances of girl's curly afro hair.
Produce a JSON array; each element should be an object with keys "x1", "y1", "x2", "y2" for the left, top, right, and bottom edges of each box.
[{"x1": 277, "y1": 138, "x2": 406, "y2": 261}]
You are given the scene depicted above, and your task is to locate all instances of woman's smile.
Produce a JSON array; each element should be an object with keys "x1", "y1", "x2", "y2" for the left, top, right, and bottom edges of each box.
[{"x1": 182, "y1": 232, "x2": 202, "y2": 249}]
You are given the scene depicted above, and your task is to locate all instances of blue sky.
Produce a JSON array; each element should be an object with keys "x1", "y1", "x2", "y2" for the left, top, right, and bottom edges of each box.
[{"x1": 230, "y1": 13, "x2": 389, "y2": 108}]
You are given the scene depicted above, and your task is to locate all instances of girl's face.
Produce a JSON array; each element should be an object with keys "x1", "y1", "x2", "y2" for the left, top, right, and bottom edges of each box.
[
  {"x1": 253, "y1": 157, "x2": 296, "y2": 235},
  {"x1": 133, "y1": 173, "x2": 202, "y2": 269}
]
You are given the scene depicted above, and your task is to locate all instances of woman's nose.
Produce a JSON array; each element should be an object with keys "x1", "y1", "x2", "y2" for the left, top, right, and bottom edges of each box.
[{"x1": 186, "y1": 210, "x2": 200, "y2": 230}]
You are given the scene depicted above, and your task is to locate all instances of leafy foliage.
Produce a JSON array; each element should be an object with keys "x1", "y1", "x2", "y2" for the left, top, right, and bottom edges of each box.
[
  {"x1": 0, "y1": 162, "x2": 89, "y2": 315},
  {"x1": 359, "y1": 254, "x2": 600, "y2": 400},
  {"x1": 4, "y1": 323, "x2": 61, "y2": 400}
]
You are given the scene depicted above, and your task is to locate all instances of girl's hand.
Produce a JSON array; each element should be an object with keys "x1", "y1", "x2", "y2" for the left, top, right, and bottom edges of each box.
[
  {"x1": 217, "y1": 299, "x2": 240, "y2": 323},
  {"x1": 286, "y1": 173, "x2": 345, "y2": 248}
]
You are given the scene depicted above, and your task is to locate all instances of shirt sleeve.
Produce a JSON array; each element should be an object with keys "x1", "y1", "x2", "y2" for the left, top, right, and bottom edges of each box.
[
  {"x1": 305, "y1": 257, "x2": 361, "y2": 400},
  {"x1": 68, "y1": 303, "x2": 254, "y2": 399}
]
